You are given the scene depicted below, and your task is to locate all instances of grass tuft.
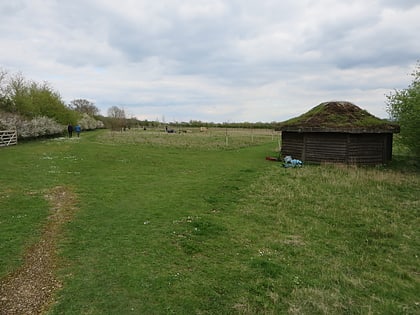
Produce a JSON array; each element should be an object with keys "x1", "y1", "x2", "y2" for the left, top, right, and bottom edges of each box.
[{"x1": 0, "y1": 129, "x2": 418, "y2": 314}]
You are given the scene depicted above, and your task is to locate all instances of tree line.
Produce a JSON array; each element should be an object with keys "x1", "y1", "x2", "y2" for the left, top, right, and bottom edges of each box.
[
  {"x1": 0, "y1": 69, "x2": 103, "y2": 139},
  {"x1": 1, "y1": 64, "x2": 418, "y2": 159}
]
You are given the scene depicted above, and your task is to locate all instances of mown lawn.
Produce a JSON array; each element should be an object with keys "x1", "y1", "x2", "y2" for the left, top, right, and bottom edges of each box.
[{"x1": 0, "y1": 128, "x2": 419, "y2": 314}]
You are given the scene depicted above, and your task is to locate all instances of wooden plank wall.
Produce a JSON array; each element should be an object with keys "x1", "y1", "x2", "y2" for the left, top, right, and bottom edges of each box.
[
  {"x1": 305, "y1": 133, "x2": 347, "y2": 163},
  {"x1": 281, "y1": 131, "x2": 393, "y2": 165},
  {"x1": 280, "y1": 132, "x2": 304, "y2": 159},
  {"x1": 0, "y1": 129, "x2": 18, "y2": 147},
  {"x1": 348, "y1": 134, "x2": 386, "y2": 165}
]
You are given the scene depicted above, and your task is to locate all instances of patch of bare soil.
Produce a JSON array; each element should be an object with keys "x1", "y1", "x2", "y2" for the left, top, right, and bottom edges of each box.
[{"x1": 0, "y1": 186, "x2": 78, "y2": 315}]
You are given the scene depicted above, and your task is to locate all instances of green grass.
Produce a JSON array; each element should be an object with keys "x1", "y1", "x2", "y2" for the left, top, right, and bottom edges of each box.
[
  {"x1": 0, "y1": 128, "x2": 419, "y2": 314},
  {"x1": 279, "y1": 101, "x2": 399, "y2": 131}
]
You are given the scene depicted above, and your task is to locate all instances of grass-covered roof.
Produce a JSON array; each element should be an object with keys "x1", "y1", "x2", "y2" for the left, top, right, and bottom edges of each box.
[{"x1": 277, "y1": 101, "x2": 400, "y2": 133}]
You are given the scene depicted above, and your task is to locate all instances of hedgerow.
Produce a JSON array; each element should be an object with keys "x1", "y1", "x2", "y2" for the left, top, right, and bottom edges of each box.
[{"x1": 0, "y1": 112, "x2": 64, "y2": 138}]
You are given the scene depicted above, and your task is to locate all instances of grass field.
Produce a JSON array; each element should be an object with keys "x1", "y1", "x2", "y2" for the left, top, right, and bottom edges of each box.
[{"x1": 0, "y1": 128, "x2": 419, "y2": 314}]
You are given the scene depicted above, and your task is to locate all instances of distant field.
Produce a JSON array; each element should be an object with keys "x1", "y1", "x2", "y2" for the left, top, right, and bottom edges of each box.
[
  {"x1": 97, "y1": 127, "x2": 280, "y2": 149},
  {"x1": 0, "y1": 129, "x2": 419, "y2": 314}
]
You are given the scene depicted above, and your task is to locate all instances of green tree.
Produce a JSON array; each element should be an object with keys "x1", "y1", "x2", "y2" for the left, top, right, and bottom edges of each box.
[
  {"x1": 386, "y1": 63, "x2": 420, "y2": 158},
  {"x1": 0, "y1": 69, "x2": 13, "y2": 112},
  {"x1": 68, "y1": 99, "x2": 100, "y2": 116},
  {"x1": 2, "y1": 71, "x2": 77, "y2": 125},
  {"x1": 107, "y1": 106, "x2": 126, "y2": 130},
  {"x1": 25, "y1": 80, "x2": 77, "y2": 124},
  {"x1": 8, "y1": 72, "x2": 31, "y2": 115}
]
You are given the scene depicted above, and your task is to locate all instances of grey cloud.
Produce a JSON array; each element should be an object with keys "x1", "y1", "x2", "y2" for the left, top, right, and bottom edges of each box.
[
  {"x1": 378, "y1": 0, "x2": 420, "y2": 9},
  {"x1": 2, "y1": 0, "x2": 419, "y2": 122},
  {"x1": 106, "y1": 6, "x2": 237, "y2": 62},
  {"x1": 296, "y1": 4, "x2": 419, "y2": 70},
  {"x1": 0, "y1": 1, "x2": 25, "y2": 15}
]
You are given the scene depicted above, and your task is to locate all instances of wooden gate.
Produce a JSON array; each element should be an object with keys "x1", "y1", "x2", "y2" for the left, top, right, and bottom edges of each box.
[{"x1": 0, "y1": 129, "x2": 18, "y2": 147}]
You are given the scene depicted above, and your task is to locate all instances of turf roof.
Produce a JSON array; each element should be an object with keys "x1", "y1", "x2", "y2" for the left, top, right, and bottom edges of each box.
[{"x1": 277, "y1": 101, "x2": 400, "y2": 133}]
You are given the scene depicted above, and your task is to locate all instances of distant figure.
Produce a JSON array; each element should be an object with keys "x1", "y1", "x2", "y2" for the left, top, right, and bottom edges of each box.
[
  {"x1": 67, "y1": 124, "x2": 73, "y2": 138},
  {"x1": 75, "y1": 124, "x2": 81, "y2": 137},
  {"x1": 165, "y1": 125, "x2": 175, "y2": 133}
]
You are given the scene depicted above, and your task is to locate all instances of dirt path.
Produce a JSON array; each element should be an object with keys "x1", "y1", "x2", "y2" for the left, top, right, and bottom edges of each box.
[{"x1": 0, "y1": 186, "x2": 78, "y2": 315}]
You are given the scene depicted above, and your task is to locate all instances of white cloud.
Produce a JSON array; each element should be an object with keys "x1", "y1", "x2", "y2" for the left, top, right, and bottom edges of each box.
[{"x1": 1, "y1": 0, "x2": 419, "y2": 122}]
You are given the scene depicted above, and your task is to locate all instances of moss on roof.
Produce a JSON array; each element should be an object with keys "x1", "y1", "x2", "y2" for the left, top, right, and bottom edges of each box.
[{"x1": 278, "y1": 101, "x2": 399, "y2": 133}]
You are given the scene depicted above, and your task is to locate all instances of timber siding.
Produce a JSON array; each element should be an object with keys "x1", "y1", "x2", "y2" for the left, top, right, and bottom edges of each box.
[
  {"x1": 277, "y1": 101, "x2": 400, "y2": 165},
  {"x1": 281, "y1": 131, "x2": 394, "y2": 165}
]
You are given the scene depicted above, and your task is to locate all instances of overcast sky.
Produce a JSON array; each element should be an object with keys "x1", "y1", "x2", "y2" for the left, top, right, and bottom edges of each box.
[{"x1": 1, "y1": 0, "x2": 419, "y2": 122}]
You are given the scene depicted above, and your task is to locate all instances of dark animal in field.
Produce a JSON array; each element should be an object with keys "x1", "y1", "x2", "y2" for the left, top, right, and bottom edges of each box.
[{"x1": 165, "y1": 126, "x2": 175, "y2": 133}]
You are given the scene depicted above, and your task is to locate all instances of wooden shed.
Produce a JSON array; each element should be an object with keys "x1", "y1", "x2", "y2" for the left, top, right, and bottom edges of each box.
[{"x1": 276, "y1": 101, "x2": 400, "y2": 165}]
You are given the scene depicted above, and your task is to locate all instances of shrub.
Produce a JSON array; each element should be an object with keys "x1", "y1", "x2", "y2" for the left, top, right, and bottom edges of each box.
[
  {"x1": 77, "y1": 113, "x2": 105, "y2": 131},
  {"x1": 0, "y1": 111, "x2": 65, "y2": 138},
  {"x1": 386, "y1": 63, "x2": 420, "y2": 158}
]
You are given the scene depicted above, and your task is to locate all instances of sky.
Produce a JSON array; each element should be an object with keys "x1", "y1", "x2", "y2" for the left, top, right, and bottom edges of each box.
[{"x1": 1, "y1": 0, "x2": 419, "y2": 123}]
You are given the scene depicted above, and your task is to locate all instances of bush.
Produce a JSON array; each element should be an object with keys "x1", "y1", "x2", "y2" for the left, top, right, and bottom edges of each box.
[
  {"x1": 77, "y1": 113, "x2": 104, "y2": 131},
  {"x1": 387, "y1": 63, "x2": 420, "y2": 158},
  {"x1": 0, "y1": 111, "x2": 65, "y2": 138}
]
